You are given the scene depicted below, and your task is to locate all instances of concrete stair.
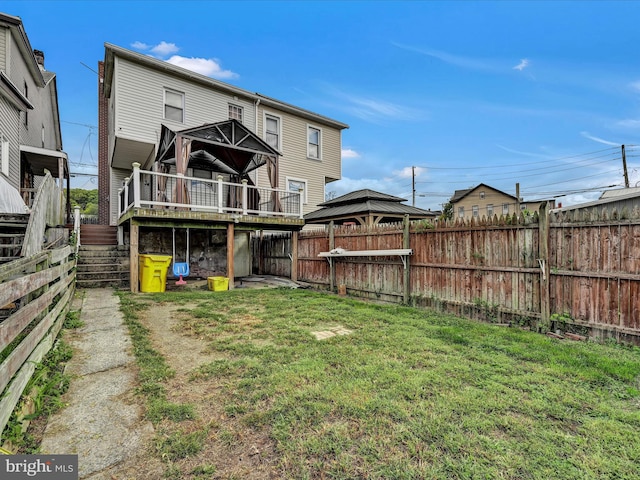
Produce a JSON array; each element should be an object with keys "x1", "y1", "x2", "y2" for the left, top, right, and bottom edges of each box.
[
  {"x1": 76, "y1": 245, "x2": 130, "y2": 289},
  {"x1": 0, "y1": 214, "x2": 29, "y2": 263},
  {"x1": 80, "y1": 224, "x2": 117, "y2": 246}
]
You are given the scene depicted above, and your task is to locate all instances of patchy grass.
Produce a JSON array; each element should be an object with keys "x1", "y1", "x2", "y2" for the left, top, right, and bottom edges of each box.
[{"x1": 122, "y1": 288, "x2": 640, "y2": 479}]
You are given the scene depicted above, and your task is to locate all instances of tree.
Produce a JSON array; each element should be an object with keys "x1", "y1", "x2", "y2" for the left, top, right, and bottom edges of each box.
[
  {"x1": 70, "y1": 188, "x2": 98, "y2": 214},
  {"x1": 439, "y1": 202, "x2": 453, "y2": 221}
]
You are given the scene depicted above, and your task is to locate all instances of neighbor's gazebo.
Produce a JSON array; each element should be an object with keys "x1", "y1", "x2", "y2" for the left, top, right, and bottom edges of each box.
[{"x1": 304, "y1": 189, "x2": 439, "y2": 226}]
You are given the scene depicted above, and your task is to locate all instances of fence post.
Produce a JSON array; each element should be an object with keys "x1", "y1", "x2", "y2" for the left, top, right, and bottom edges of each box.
[
  {"x1": 403, "y1": 215, "x2": 411, "y2": 304},
  {"x1": 217, "y1": 175, "x2": 224, "y2": 213},
  {"x1": 538, "y1": 203, "x2": 551, "y2": 332},
  {"x1": 242, "y1": 179, "x2": 248, "y2": 215},
  {"x1": 299, "y1": 188, "x2": 304, "y2": 219},
  {"x1": 329, "y1": 220, "x2": 335, "y2": 292},
  {"x1": 291, "y1": 231, "x2": 298, "y2": 282},
  {"x1": 132, "y1": 162, "x2": 141, "y2": 208},
  {"x1": 73, "y1": 206, "x2": 81, "y2": 250}
]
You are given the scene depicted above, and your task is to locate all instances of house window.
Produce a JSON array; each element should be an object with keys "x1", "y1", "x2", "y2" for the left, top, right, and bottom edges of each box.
[
  {"x1": 479, "y1": 191, "x2": 485, "y2": 199},
  {"x1": 472, "y1": 205, "x2": 479, "y2": 218},
  {"x1": 228, "y1": 104, "x2": 243, "y2": 123},
  {"x1": 307, "y1": 125, "x2": 321, "y2": 159},
  {"x1": 164, "y1": 89, "x2": 184, "y2": 123},
  {"x1": 503, "y1": 203, "x2": 509, "y2": 215},
  {"x1": 458, "y1": 206, "x2": 464, "y2": 218},
  {"x1": 41, "y1": 124, "x2": 45, "y2": 148},
  {"x1": 1, "y1": 136, "x2": 8, "y2": 177},
  {"x1": 487, "y1": 204, "x2": 494, "y2": 217},
  {"x1": 520, "y1": 203, "x2": 527, "y2": 211},
  {"x1": 286, "y1": 177, "x2": 307, "y2": 204},
  {"x1": 265, "y1": 113, "x2": 281, "y2": 151}
]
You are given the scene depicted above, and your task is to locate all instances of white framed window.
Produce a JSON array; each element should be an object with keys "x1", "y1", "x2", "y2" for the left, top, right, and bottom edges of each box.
[
  {"x1": 472, "y1": 205, "x2": 479, "y2": 218},
  {"x1": 286, "y1": 176, "x2": 307, "y2": 204},
  {"x1": 520, "y1": 203, "x2": 527, "y2": 211},
  {"x1": 307, "y1": 125, "x2": 321, "y2": 160},
  {"x1": 487, "y1": 204, "x2": 494, "y2": 217},
  {"x1": 229, "y1": 104, "x2": 243, "y2": 123},
  {"x1": 264, "y1": 113, "x2": 281, "y2": 151},
  {"x1": 502, "y1": 203, "x2": 509, "y2": 215},
  {"x1": 479, "y1": 191, "x2": 485, "y2": 199},
  {"x1": 458, "y1": 206, "x2": 464, "y2": 218},
  {"x1": 1, "y1": 135, "x2": 9, "y2": 177},
  {"x1": 164, "y1": 88, "x2": 184, "y2": 123}
]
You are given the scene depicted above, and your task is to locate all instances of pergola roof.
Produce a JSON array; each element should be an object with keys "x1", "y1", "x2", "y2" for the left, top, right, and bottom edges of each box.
[
  {"x1": 305, "y1": 189, "x2": 438, "y2": 224},
  {"x1": 155, "y1": 119, "x2": 279, "y2": 175}
]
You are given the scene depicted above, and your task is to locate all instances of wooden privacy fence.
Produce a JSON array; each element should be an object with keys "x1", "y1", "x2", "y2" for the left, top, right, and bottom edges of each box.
[
  {"x1": 254, "y1": 205, "x2": 640, "y2": 343},
  {"x1": 0, "y1": 246, "x2": 76, "y2": 440}
]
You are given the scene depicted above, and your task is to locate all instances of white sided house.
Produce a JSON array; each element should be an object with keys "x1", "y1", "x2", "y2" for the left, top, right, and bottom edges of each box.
[{"x1": 99, "y1": 43, "x2": 348, "y2": 291}]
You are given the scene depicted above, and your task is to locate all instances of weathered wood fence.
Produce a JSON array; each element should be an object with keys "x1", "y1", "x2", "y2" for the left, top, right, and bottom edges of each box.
[
  {"x1": 254, "y1": 205, "x2": 640, "y2": 344},
  {"x1": 0, "y1": 246, "x2": 76, "y2": 443}
]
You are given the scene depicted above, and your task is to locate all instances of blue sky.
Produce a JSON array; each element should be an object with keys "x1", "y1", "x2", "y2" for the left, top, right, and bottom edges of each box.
[{"x1": 5, "y1": 1, "x2": 640, "y2": 210}]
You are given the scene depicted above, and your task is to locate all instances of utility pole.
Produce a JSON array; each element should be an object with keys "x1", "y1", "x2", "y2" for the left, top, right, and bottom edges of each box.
[
  {"x1": 516, "y1": 182, "x2": 520, "y2": 212},
  {"x1": 622, "y1": 145, "x2": 629, "y2": 188},
  {"x1": 412, "y1": 166, "x2": 416, "y2": 206}
]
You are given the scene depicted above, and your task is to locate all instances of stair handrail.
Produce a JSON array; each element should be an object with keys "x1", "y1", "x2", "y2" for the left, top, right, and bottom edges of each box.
[{"x1": 22, "y1": 172, "x2": 62, "y2": 257}]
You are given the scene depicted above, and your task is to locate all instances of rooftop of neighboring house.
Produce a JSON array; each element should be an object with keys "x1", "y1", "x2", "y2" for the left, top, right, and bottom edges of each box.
[{"x1": 449, "y1": 183, "x2": 517, "y2": 203}]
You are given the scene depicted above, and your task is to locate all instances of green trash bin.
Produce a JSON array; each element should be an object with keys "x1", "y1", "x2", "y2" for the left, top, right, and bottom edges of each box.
[{"x1": 139, "y1": 254, "x2": 172, "y2": 292}]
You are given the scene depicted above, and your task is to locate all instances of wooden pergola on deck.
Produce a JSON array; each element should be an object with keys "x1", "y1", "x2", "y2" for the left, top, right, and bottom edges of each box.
[{"x1": 118, "y1": 120, "x2": 305, "y2": 293}]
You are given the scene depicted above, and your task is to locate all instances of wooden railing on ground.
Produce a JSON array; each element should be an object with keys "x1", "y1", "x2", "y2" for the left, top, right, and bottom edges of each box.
[
  {"x1": 22, "y1": 173, "x2": 66, "y2": 257},
  {"x1": 0, "y1": 245, "x2": 76, "y2": 441}
]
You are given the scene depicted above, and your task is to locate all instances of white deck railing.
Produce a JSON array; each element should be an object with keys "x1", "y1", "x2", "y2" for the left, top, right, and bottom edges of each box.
[{"x1": 118, "y1": 163, "x2": 304, "y2": 220}]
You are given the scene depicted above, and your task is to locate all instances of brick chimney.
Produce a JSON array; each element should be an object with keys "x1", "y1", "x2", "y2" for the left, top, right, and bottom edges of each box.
[{"x1": 33, "y1": 49, "x2": 45, "y2": 68}]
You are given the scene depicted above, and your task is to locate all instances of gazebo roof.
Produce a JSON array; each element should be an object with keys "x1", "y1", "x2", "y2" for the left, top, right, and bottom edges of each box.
[
  {"x1": 305, "y1": 189, "x2": 438, "y2": 224},
  {"x1": 155, "y1": 119, "x2": 279, "y2": 175}
]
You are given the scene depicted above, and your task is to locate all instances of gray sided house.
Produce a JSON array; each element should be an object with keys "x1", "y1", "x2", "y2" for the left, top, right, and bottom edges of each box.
[
  {"x1": 0, "y1": 12, "x2": 68, "y2": 213},
  {"x1": 99, "y1": 43, "x2": 348, "y2": 290},
  {"x1": 305, "y1": 189, "x2": 439, "y2": 226}
]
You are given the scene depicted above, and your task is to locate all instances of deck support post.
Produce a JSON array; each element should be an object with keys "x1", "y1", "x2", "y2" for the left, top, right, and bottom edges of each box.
[
  {"x1": 227, "y1": 222, "x2": 235, "y2": 290},
  {"x1": 130, "y1": 223, "x2": 139, "y2": 293}
]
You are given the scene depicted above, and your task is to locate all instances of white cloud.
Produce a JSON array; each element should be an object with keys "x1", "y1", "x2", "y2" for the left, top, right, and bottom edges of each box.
[
  {"x1": 630, "y1": 81, "x2": 640, "y2": 92},
  {"x1": 322, "y1": 86, "x2": 423, "y2": 123},
  {"x1": 131, "y1": 41, "x2": 150, "y2": 51},
  {"x1": 580, "y1": 131, "x2": 619, "y2": 146},
  {"x1": 393, "y1": 166, "x2": 426, "y2": 179},
  {"x1": 392, "y1": 42, "x2": 492, "y2": 71},
  {"x1": 151, "y1": 41, "x2": 179, "y2": 56},
  {"x1": 513, "y1": 59, "x2": 530, "y2": 71},
  {"x1": 165, "y1": 55, "x2": 238, "y2": 80},
  {"x1": 341, "y1": 148, "x2": 360, "y2": 159},
  {"x1": 616, "y1": 119, "x2": 640, "y2": 129}
]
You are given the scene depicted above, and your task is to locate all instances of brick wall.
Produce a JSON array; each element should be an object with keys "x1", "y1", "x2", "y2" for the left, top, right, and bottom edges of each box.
[{"x1": 97, "y1": 61, "x2": 110, "y2": 225}]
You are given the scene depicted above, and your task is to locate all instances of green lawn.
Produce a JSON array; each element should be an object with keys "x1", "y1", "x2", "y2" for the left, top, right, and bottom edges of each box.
[{"x1": 121, "y1": 288, "x2": 640, "y2": 479}]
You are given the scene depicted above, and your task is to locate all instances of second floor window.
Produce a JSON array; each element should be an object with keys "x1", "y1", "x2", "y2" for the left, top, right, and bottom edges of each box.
[
  {"x1": 472, "y1": 205, "x2": 479, "y2": 218},
  {"x1": 503, "y1": 203, "x2": 509, "y2": 215},
  {"x1": 458, "y1": 206, "x2": 464, "y2": 218},
  {"x1": 164, "y1": 89, "x2": 184, "y2": 123},
  {"x1": 487, "y1": 204, "x2": 494, "y2": 217},
  {"x1": 229, "y1": 104, "x2": 243, "y2": 123},
  {"x1": 265, "y1": 114, "x2": 280, "y2": 151},
  {"x1": 308, "y1": 126, "x2": 321, "y2": 159}
]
